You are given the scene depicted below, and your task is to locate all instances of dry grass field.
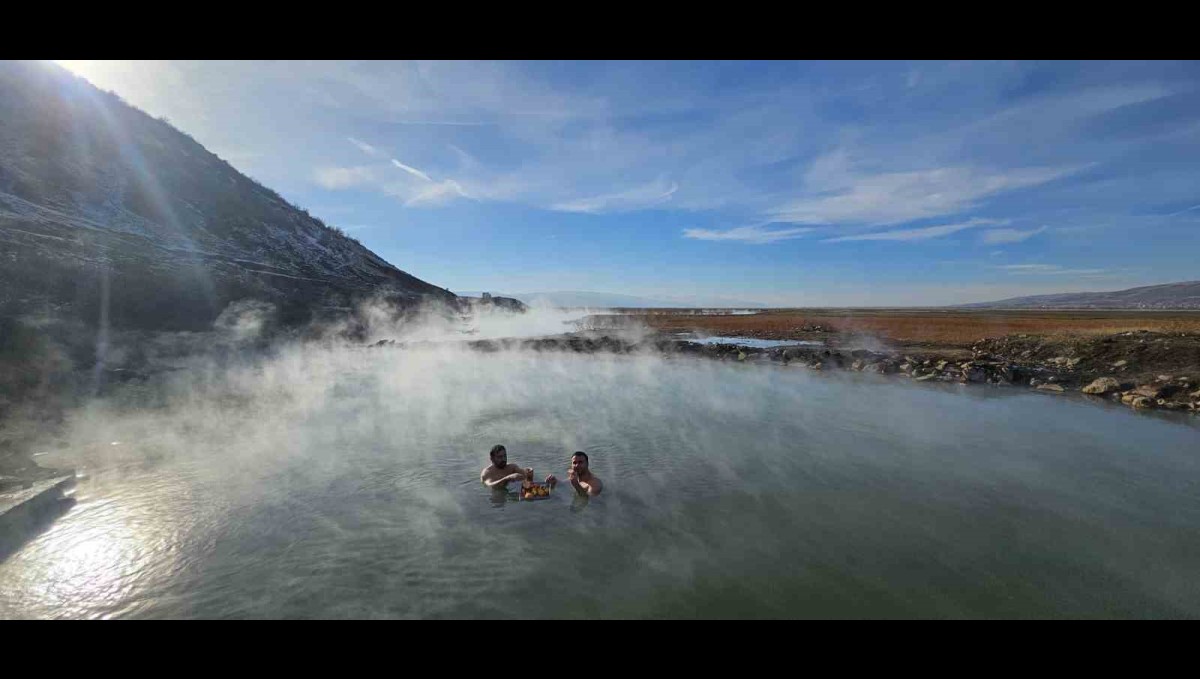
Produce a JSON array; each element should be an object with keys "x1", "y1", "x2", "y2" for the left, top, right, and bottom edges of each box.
[{"x1": 621, "y1": 309, "x2": 1200, "y2": 348}]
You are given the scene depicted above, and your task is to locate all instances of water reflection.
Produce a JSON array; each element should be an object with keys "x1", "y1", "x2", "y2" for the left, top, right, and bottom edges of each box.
[{"x1": 0, "y1": 497, "x2": 77, "y2": 564}]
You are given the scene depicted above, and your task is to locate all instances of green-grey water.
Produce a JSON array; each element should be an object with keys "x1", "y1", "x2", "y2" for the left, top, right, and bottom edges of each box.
[{"x1": 2, "y1": 345, "x2": 1199, "y2": 618}]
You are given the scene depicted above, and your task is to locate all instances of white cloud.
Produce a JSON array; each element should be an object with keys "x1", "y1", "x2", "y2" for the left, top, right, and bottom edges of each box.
[
  {"x1": 1167, "y1": 203, "x2": 1200, "y2": 217},
  {"x1": 391, "y1": 159, "x2": 433, "y2": 182},
  {"x1": 823, "y1": 218, "x2": 1006, "y2": 242},
  {"x1": 771, "y1": 150, "x2": 1077, "y2": 226},
  {"x1": 314, "y1": 165, "x2": 377, "y2": 189},
  {"x1": 402, "y1": 180, "x2": 470, "y2": 207},
  {"x1": 551, "y1": 180, "x2": 679, "y2": 214},
  {"x1": 683, "y1": 224, "x2": 814, "y2": 244},
  {"x1": 448, "y1": 144, "x2": 481, "y2": 171},
  {"x1": 982, "y1": 226, "x2": 1047, "y2": 244},
  {"x1": 348, "y1": 137, "x2": 384, "y2": 157}
]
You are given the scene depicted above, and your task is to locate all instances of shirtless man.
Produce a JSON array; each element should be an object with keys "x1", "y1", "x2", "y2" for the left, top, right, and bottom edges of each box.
[
  {"x1": 566, "y1": 451, "x2": 602, "y2": 497},
  {"x1": 480, "y1": 445, "x2": 557, "y2": 489}
]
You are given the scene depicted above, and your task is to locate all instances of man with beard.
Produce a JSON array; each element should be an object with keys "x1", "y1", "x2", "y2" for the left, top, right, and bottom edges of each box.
[
  {"x1": 480, "y1": 444, "x2": 557, "y2": 489},
  {"x1": 566, "y1": 451, "x2": 602, "y2": 497}
]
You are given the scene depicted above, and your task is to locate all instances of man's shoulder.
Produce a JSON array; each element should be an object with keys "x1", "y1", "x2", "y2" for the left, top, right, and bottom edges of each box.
[{"x1": 482, "y1": 464, "x2": 516, "y2": 478}]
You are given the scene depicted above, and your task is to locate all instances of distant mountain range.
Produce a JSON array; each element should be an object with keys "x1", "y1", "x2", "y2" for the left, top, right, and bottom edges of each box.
[
  {"x1": 454, "y1": 291, "x2": 767, "y2": 309},
  {"x1": 960, "y1": 280, "x2": 1200, "y2": 309},
  {"x1": 0, "y1": 60, "x2": 455, "y2": 332}
]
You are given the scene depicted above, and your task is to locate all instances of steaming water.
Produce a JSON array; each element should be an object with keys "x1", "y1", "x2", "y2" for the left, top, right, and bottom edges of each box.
[
  {"x1": 684, "y1": 336, "x2": 823, "y2": 349},
  {"x1": 2, "y1": 345, "x2": 1200, "y2": 619}
]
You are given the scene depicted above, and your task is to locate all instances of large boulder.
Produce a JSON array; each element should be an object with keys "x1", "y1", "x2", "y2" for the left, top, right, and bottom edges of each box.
[{"x1": 1082, "y1": 377, "x2": 1123, "y2": 395}]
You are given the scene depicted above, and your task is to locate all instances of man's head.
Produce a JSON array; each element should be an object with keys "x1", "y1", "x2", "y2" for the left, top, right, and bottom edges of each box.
[
  {"x1": 571, "y1": 451, "x2": 589, "y2": 476},
  {"x1": 489, "y1": 444, "x2": 507, "y2": 467}
]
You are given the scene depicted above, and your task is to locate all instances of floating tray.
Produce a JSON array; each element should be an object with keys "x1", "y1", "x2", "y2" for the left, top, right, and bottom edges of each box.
[{"x1": 517, "y1": 482, "x2": 553, "y2": 501}]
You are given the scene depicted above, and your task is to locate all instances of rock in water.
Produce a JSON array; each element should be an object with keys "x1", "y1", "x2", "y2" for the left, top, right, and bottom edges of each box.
[
  {"x1": 962, "y1": 366, "x2": 987, "y2": 383},
  {"x1": 1133, "y1": 384, "x2": 1164, "y2": 399},
  {"x1": 1082, "y1": 377, "x2": 1122, "y2": 395},
  {"x1": 1037, "y1": 383, "x2": 1066, "y2": 393}
]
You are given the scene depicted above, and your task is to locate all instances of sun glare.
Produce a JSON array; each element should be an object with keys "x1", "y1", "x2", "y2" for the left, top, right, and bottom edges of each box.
[{"x1": 52, "y1": 60, "x2": 127, "y2": 87}]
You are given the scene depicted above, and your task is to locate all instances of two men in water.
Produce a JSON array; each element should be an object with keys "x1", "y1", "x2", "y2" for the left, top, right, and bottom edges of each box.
[
  {"x1": 480, "y1": 445, "x2": 602, "y2": 497},
  {"x1": 480, "y1": 444, "x2": 558, "y2": 489}
]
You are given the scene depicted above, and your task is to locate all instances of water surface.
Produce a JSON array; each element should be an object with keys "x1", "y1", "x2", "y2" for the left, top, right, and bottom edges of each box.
[{"x1": 2, "y1": 347, "x2": 1198, "y2": 618}]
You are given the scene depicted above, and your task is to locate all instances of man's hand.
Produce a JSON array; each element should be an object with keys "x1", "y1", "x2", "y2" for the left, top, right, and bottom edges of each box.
[
  {"x1": 567, "y1": 468, "x2": 577, "y2": 483},
  {"x1": 545, "y1": 474, "x2": 558, "y2": 487}
]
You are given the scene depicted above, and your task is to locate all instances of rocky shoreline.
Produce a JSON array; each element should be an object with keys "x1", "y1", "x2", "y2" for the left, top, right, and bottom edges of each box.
[{"x1": 373, "y1": 329, "x2": 1200, "y2": 416}]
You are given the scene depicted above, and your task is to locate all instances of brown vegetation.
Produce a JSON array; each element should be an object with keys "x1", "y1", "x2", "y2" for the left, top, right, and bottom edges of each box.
[{"x1": 626, "y1": 309, "x2": 1200, "y2": 349}]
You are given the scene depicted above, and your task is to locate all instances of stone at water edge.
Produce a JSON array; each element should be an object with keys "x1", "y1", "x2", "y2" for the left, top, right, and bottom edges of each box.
[
  {"x1": 1082, "y1": 377, "x2": 1122, "y2": 395},
  {"x1": 1133, "y1": 384, "x2": 1164, "y2": 399},
  {"x1": 962, "y1": 366, "x2": 987, "y2": 383},
  {"x1": 1037, "y1": 383, "x2": 1066, "y2": 393}
]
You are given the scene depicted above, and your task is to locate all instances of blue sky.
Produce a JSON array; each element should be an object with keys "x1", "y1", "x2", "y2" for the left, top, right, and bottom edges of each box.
[{"x1": 53, "y1": 60, "x2": 1200, "y2": 306}]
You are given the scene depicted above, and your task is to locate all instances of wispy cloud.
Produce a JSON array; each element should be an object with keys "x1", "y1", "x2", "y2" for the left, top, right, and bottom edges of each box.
[
  {"x1": 823, "y1": 218, "x2": 1006, "y2": 242},
  {"x1": 317, "y1": 158, "x2": 473, "y2": 209},
  {"x1": 314, "y1": 165, "x2": 377, "y2": 189},
  {"x1": 388, "y1": 120, "x2": 494, "y2": 126},
  {"x1": 396, "y1": 180, "x2": 470, "y2": 207},
  {"x1": 771, "y1": 150, "x2": 1078, "y2": 227},
  {"x1": 348, "y1": 137, "x2": 384, "y2": 157},
  {"x1": 551, "y1": 180, "x2": 679, "y2": 214},
  {"x1": 683, "y1": 224, "x2": 814, "y2": 244},
  {"x1": 391, "y1": 158, "x2": 433, "y2": 182},
  {"x1": 982, "y1": 225, "x2": 1048, "y2": 244},
  {"x1": 997, "y1": 264, "x2": 1109, "y2": 276},
  {"x1": 1166, "y1": 203, "x2": 1200, "y2": 217}
]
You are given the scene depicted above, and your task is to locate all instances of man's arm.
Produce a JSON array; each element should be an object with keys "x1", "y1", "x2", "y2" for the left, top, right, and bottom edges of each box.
[
  {"x1": 482, "y1": 465, "x2": 526, "y2": 488},
  {"x1": 568, "y1": 471, "x2": 602, "y2": 496}
]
